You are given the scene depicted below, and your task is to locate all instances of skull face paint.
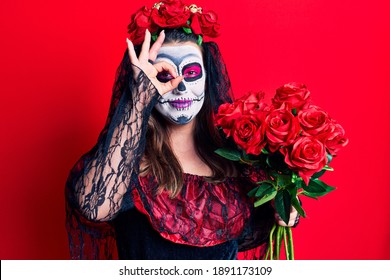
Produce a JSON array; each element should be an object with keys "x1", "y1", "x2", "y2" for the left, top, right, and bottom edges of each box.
[{"x1": 154, "y1": 45, "x2": 205, "y2": 125}]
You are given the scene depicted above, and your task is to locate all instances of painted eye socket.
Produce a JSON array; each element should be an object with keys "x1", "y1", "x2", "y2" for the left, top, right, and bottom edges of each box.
[
  {"x1": 157, "y1": 71, "x2": 174, "y2": 83},
  {"x1": 182, "y1": 63, "x2": 203, "y2": 81},
  {"x1": 183, "y1": 66, "x2": 201, "y2": 78}
]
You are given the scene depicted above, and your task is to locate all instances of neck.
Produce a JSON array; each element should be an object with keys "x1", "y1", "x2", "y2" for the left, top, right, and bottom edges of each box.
[
  {"x1": 168, "y1": 120, "x2": 196, "y2": 152},
  {"x1": 167, "y1": 118, "x2": 213, "y2": 177}
]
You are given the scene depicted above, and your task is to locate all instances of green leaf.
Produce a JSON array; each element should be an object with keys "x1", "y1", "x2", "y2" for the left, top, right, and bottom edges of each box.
[
  {"x1": 291, "y1": 196, "x2": 306, "y2": 217},
  {"x1": 151, "y1": 34, "x2": 158, "y2": 42},
  {"x1": 241, "y1": 150, "x2": 250, "y2": 160},
  {"x1": 261, "y1": 148, "x2": 269, "y2": 154},
  {"x1": 323, "y1": 165, "x2": 334, "y2": 171},
  {"x1": 327, "y1": 153, "x2": 333, "y2": 164},
  {"x1": 316, "y1": 179, "x2": 336, "y2": 191},
  {"x1": 214, "y1": 148, "x2": 241, "y2": 161},
  {"x1": 240, "y1": 151, "x2": 263, "y2": 165},
  {"x1": 197, "y1": 35, "x2": 203, "y2": 46},
  {"x1": 254, "y1": 189, "x2": 277, "y2": 207},
  {"x1": 285, "y1": 183, "x2": 298, "y2": 197},
  {"x1": 302, "y1": 179, "x2": 336, "y2": 197},
  {"x1": 182, "y1": 27, "x2": 192, "y2": 34},
  {"x1": 247, "y1": 187, "x2": 258, "y2": 198},
  {"x1": 311, "y1": 169, "x2": 326, "y2": 179},
  {"x1": 277, "y1": 174, "x2": 292, "y2": 188},
  {"x1": 247, "y1": 182, "x2": 274, "y2": 198},
  {"x1": 301, "y1": 191, "x2": 319, "y2": 199},
  {"x1": 292, "y1": 108, "x2": 297, "y2": 116},
  {"x1": 275, "y1": 189, "x2": 291, "y2": 224},
  {"x1": 254, "y1": 182, "x2": 275, "y2": 198}
]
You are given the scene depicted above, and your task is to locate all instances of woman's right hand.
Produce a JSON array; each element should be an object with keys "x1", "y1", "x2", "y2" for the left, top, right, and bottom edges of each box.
[{"x1": 126, "y1": 29, "x2": 183, "y2": 95}]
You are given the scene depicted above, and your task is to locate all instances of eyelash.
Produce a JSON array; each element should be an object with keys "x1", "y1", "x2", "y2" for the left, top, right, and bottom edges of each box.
[{"x1": 184, "y1": 70, "x2": 198, "y2": 77}]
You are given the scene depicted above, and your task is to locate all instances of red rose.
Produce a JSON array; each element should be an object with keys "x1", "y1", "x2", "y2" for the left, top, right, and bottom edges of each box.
[
  {"x1": 232, "y1": 113, "x2": 266, "y2": 155},
  {"x1": 281, "y1": 136, "x2": 328, "y2": 185},
  {"x1": 189, "y1": 13, "x2": 202, "y2": 35},
  {"x1": 272, "y1": 82, "x2": 311, "y2": 111},
  {"x1": 237, "y1": 91, "x2": 269, "y2": 114},
  {"x1": 198, "y1": 11, "x2": 220, "y2": 37},
  {"x1": 324, "y1": 121, "x2": 349, "y2": 156},
  {"x1": 127, "y1": 6, "x2": 155, "y2": 46},
  {"x1": 298, "y1": 105, "x2": 331, "y2": 137},
  {"x1": 264, "y1": 106, "x2": 301, "y2": 152},
  {"x1": 215, "y1": 102, "x2": 243, "y2": 137},
  {"x1": 160, "y1": 0, "x2": 184, "y2": 7},
  {"x1": 151, "y1": 1, "x2": 190, "y2": 29}
]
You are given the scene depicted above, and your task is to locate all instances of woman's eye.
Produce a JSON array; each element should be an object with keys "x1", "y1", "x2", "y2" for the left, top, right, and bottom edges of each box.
[
  {"x1": 185, "y1": 70, "x2": 197, "y2": 77},
  {"x1": 183, "y1": 65, "x2": 202, "y2": 80},
  {"x1": 157, "y1": 71, "x2": 173, "y2": 82}
]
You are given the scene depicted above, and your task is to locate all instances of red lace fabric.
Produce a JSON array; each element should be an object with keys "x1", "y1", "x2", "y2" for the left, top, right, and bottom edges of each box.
[
  {"x1": 133, "y1": 174, "x2": 251, "y2": 247},
  {"x1": 66, "y1": 171, "x2": 271, "y2": 259}
]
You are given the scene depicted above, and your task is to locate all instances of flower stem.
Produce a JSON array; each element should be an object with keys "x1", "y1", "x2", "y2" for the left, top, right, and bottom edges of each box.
[
  {"x1": 275, "y1": 225, "x2": 283, "y2": 259},
  {"x1": 264, "y1": 246, "x2": 270, "y2": 260},
  {"x1": 286, "y1": 227, "x2": 295, "y2": 260},
  {"x1": 283, "y1": 226, "x2": 289, "y2": 259},
  {"x1": 268, "y1": 224, "x2": 276, "y2": 260}
]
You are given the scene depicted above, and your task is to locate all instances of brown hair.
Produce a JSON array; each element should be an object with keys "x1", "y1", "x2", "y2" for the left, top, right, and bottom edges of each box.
[{"x1": 139, "y1": 29, "x2": 237, "y2": 197}]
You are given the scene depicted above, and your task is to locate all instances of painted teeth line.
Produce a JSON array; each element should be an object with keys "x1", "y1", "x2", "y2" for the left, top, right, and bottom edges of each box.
[
  {"x1": 158, "y1": 94, "x2": 204, "y2": 104},
  {"x1": 170, "y1": 97, "x2": 192, "y2": 101},
  {"x1": 175, "y1": 107, "x2": 190, "y2": 111}
]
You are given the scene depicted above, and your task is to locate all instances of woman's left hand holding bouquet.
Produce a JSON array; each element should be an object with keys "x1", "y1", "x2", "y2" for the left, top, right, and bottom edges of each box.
[
  {"x1": 126, "y1": 29, "x2": 183, "y2": 95},
  {"x1": 275, "y1": 207, "x2": 299, "y2": 227}
]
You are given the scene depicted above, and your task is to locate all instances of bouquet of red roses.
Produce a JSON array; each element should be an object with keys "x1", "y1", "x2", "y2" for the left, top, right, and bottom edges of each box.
[{"x1": 215, "y1": 82, "x2": 348, "y2": 260}]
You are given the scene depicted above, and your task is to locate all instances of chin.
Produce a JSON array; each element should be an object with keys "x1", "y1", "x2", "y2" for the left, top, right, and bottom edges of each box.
[{"x1": 171, "y1": 115, "x2": 193, "y2": 125}]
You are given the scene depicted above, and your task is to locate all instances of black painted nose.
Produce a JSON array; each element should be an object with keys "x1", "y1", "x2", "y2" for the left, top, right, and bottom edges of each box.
[{"x1": 177, "y1": 81, "x2": 186, "y2": 92}]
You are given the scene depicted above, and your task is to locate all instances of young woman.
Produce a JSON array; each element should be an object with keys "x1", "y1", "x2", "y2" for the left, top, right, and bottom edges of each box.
[{"x1": 65, "y1": 0, "x2": 298, "y2": 260}]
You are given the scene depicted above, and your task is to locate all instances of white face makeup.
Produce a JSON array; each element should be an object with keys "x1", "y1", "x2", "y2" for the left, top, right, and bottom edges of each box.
[{"x1": 154, "y1": 44, "x2": 205, "y2": 125}]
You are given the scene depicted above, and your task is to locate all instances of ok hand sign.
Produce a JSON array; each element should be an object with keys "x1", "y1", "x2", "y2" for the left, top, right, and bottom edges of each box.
[{"x1": 126, "y1": 29, "x2": 183, "y2": 95}]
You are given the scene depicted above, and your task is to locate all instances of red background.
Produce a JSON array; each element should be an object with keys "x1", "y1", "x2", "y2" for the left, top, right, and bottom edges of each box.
[{"x1": 1, "y1": 0, "x2": 389, "y2": 260}]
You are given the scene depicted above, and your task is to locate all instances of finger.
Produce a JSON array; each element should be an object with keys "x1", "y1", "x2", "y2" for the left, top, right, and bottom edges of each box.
[
  {"x1": 153, "y1": 61, "x2": 178, "y2": 78},
  {"x1": 275, "y1": 214, "x2": 287, "y2": 227},
  {"x1": 139, "y1": 29, "x2": 151, "y2": 62},
  {"x1": 287, "y1": 212, "x2": 298, "y2": 227},
  {"x1": 163, "y1": 76, "x2": 184, "y2": 93},
  {"x1": 277, "y1": 220, "x2": 288, "y2": 227},
  {"x1": 126, "y1": 38, "x2": 140, "y2": 67},
  {"x1": 275, "y1": 212, "x2": 296, "y2": 227},
  {"x1": 277, "y1": 213, "x2": 298, "y2": 227},
  {"x1": 158, "y1": 76, "x2": 184, "y2": 95},
  {"x1": 149, "y1": 30, "x2": 165, "y2": 62},
  {"x1": 288, "y1": 208, "x2": 300, "y2": 227}
]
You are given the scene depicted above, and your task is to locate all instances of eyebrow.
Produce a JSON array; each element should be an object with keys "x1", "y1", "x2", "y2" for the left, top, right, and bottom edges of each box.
[{"x1": 156, "y1": 53, "x2": 202, "y2": 66}]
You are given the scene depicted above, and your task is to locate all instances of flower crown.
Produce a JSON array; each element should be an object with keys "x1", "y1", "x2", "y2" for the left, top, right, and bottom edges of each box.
[{"x1": 127, "y1": 0, "x2": 221, "y2": 46}]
